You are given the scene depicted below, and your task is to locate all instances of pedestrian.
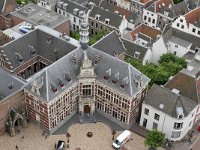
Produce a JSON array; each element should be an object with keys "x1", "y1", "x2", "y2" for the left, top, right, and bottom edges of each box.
[
  {"x1": 16, "y1": 145, "x2": 18, "y2": 149},
  {"x1": 22, "y1": 136, "x2": 24, "y2": 139}
]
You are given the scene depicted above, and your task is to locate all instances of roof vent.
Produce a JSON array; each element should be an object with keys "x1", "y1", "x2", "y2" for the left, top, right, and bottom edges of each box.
[
  {"x1": 114, "y1": 11, "x2": 119, "y2": 14},
  {"x1": 159, "y1": 104, "x2": 164, "y2": 109},
  {"x1": 112, "y1": 72, "x2": 119, "y2": 84},
  {"x1": 15, "y1": 52, "x2": 23, "y2": 63},
  {"x1": 104, "y1": 68, "x2": 111, "y2": 79},
  {"x1": 8, "y1": 83, "x2": 13, "y2": 89},
  {"x1": 121, "y1": 76, "x2": 129, "y2": 88},
  {"x1": 63, "y1": 3, "x2": 68, "y2": 10},
  {"x1": 73, "y1": 8, "x2": 79, "y2": 15},
  {"x1": 95, "y1": 54, "x2": 100, "y2": 64},
  {"x1": 172, "y1": 88, "x2": 180, "y2": 95}
]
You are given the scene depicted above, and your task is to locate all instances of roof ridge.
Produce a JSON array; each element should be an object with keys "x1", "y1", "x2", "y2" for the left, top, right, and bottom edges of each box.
[{"x1": 128, "y1": 63, "x2": 133, "y2": 96}]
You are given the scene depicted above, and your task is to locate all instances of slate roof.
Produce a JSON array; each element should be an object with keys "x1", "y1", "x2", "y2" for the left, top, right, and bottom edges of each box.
[
  {"x1": 187, "y1": 0, "x2": 200, "y2": 10},
  {"x1": 1, "y1": 26, "x2": 77, "y2": 70},
  {"x1": 92, "y1": 31, "x2": 126, "y2": 56},
  {"x1": 0, "y1": 67, "x2": 25, "y2": 101},
  {"x1": 11, "y1": 3, "x2": 68, "y2": 28},
  {"x1": 163, "y1": 28, "x2": 200, "y2": 51},
  {"x1": 168, "y1": 36, "x2": 191, "y2": 48},
  {"x1": 0, "y1": 0, "x2": 6, "y2": 13},
  {"x1": 25, "y1": 47, "x2": 150, "y2": 101},
  {"x1": 122, "y1": 38, "x2": 149, "y2": 61},
  {"x1": 86, "y1": 0, "x2": 101, "y2": 7},
  {"x1": 165, "y1": 72, "x2": 199, "y2": 103},
  {"x1": 89, "y1": 5, "x2": 123, "y2": 28},
  {"x1": 144, "y1": 84, "x2": 197, "y2": 118},
  {"x1": 58, "y1": 0, "x2": 88, "y2": 18}
]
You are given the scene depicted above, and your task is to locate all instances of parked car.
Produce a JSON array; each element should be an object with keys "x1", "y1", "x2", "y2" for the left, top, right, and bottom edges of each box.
[{"x1": 56, "y1": 140, "x2": 65, "y2": 150}]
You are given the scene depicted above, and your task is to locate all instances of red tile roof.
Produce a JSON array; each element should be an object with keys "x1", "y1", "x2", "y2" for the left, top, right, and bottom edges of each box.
[
  {"x1": 130, "y1": 24, "x2": 161, "y2": 40},
  {"x1": 156, "y1": 0, "x2": 173, "y2": 12},
  {"x1": 184, "y1": 7, "x2": 200, "y2": 25}
]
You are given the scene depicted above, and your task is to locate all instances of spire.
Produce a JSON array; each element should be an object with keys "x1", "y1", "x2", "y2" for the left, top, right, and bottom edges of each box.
[{"x1": 79, "y1": 11, "x2": 90, "y2": 50}]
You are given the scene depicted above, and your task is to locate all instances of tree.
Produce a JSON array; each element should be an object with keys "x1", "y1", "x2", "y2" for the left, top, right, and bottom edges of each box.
[
  {"x1": 70, "y1": 31, "x2": 80, "y2": 40},
  {"x1": 145, "y1": 130, "x2": 165, "y2": 150},
  {"x1": 173, "y1": 0, "x2": 183, "y2": 4}
]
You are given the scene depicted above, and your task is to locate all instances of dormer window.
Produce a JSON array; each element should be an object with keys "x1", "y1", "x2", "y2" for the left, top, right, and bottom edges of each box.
[
  {"x1": 15, "y1": 52, "x2": 23, "y2": 63},
  {"x1": 134, "y1": 51, "x2": 140, "y2": 58},
  {"x1": 73, "y1": 8, "x2": 79, "y2": 15},
  {"x1": 64, "y1": 72, "x2": 71, "y2": 82},
  {"x1": 51, "y1": 83, "x2": 57, "y2": 93},
  {"x1": 121, "y1": 77, "x2": 129, "y2": 88},
  {"x1": 95, "y1": 14, "x2": 100, "y2": 20},
  {"x1": 104, "y1": 68, "x2": 111, "y2": 79},
  {"x1": 28, "y1": 45, "x2": 36, "y2": 55},
  {"x1": 105, "y1": 18, "x2": 110, "y2": 24},
  {"x1": 58, "y1": 78, "x2": 64, "y2": 87},
  {"x1": 112, "y1": 72, "x2": 119, "y2": 84},
  {"x1": 63, "y1": 3, "x2": 68, "y2": 10}
]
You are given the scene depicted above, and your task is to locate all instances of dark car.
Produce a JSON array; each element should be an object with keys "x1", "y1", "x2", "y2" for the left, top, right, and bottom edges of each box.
[{"x1": 56, "y1": 140, "x2": 65, "y2": 150}]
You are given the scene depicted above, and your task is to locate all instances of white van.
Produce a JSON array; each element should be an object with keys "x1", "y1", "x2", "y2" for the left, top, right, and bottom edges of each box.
[{"x1": 112, "y1": 130, "x2": 131, "y2": 149}]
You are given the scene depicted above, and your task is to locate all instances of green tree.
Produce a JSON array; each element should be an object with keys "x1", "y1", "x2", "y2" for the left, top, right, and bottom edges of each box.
[
  {"x1": 173, "y1": 0, "x2": 183, "y2": 4},
  {"x1": 70, "y1": 31, "x2": 80, "y2": 40},
  {"x1": 145, "y1": 130, "x2": 165, "y2": 150}
]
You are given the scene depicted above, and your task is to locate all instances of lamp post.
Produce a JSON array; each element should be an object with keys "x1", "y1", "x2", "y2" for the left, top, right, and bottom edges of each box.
[{"x1": 66, "y1": 132, "x2": 71, "y2": 148}]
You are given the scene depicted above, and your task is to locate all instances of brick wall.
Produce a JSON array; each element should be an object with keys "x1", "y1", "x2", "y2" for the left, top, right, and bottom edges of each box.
[
  {"x1": 0, "y1": 90, "x2": 25, "y2": 135},
  {"x1": 54, "y1": 20, "x2": 70, "y2": 36}
]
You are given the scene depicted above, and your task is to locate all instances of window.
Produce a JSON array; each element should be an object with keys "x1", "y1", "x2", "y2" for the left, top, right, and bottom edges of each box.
[
  {"x1": 177, "y1": 23, "x2": 180, "y2": 27},
  {"x1": 152, "y1": 19, "x2": 155, "y2": 24},
  {"x1": 153, "y1": 122, "x2": 158, "y2": 129},
  {"x1": 198, "y1": 30, "x2": 200, "y2": 35},
  {"x1": 144, "y1": 16, "x2": 147, "y2": 20},
  {"x1": 74, "y1": 17, "x2": 76, "y2": 23},
  {"x1": 180, "y1": 19, "x2": 183, "y2": 22},
  {"x1": 171, "y1": 131, "x2": 181, "y2": 138},
  {"x1": 175, "y1": 45, "x2": 178, "y2": 48},
  {"x1": 174, "y1": 51, "x2": 177, "y2": 55},
  {"x1": 173, "y1": 122, "x2": 183, "y2": 129},
  {"x1": 148, "y1": 17, "x2": 151, "y2": 22},
  {"x1": 58, "y1": 10, "x2": 61, "y2": 14},
  {"x1": 144, "y1": 108, "x2": 149, "y2": 115},
  {"x1": 91, "y1": 21, "x2": 94, "y2": 27},
  {"x1": 192, "y1": 28, "x2": 196, "y2": 33},
  {"x1": 82, "y1": 85, "x2": 91, "y2": 96},
  {"x1": 181, "y1": 25, "x2": 184, "y2": 29},
  {"x1": 143, "y1": 118, "x2": 147, "y2": 127},
  {"x1": 151, "y1": 14, "x2": 154, "y2": 16},
  {"x1": 154, "y1": 113, "x2": 160, "y2": 121}
]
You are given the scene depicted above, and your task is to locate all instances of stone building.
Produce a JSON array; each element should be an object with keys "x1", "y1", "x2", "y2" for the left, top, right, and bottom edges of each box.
[{"x1": 24, "y1": 12, "x2": 150, "y2": 134}]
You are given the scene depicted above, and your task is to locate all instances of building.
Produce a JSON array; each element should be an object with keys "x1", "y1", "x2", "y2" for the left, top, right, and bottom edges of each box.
[
  {"x1": 37, "y1": 0, "x2": 58, "y2": 11},
  {"x1": 0, "y1": 25, "x2": 78, "y2": 80},
  {"x1": 10, "y1": 3, "x2": 70, "y2": 34},
  {"x1": 56, "y1": 0, "x2": 88, "y2": 31},
  {"x1": 131, "y1": 0, "x2": 155, "y2": 14},
  {"x1": 172, "y1": 7, "x2": 200, "y2": 38},
  {"x1": 143, "y1": 0, "x2": 173, "y2": 28},
  {"x1": 24, "y1": 12, "x2": 150, "y2": 134},
  {"x1": 0, "y1": 67, "x2": 26, "y2": 135},
  {"x1": 89, "y1": 5, "x2": 126, "y2": 35},
  {"x1": 140, "y1": 84, "x2": 199, "y2": 141},
  {"x1": 186, "y1": 0, "x2": 200, "y2": 10}
]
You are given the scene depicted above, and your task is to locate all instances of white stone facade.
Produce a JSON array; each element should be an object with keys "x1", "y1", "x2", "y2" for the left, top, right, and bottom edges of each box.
[{"x1": 143, "y1": 9, "x2": 158, "y2": 28}]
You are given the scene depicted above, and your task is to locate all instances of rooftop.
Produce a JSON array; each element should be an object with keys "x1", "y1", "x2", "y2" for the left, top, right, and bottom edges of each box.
[
  {"x1": 0, "y1": 67, "x2": 25, "y2": 101},
  {"x1": 11, "y1": 3, "x2": 68, "y2": 28},
  {"x1": 184, "y1": 7, "x2": 200, "y2": 26},
  {"x1": 145, "y1": 84, "x2": 197, "y2": 118}
]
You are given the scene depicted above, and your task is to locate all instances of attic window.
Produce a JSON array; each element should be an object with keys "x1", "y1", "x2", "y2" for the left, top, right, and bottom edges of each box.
[
  {"x1": 112, "y1": 72, "x2": 119, "y2": 84},
  {"x1": 121, "y1": 77, "x2": 129, "y2": 88},
  {"x1": 8, "y1": 83, "x2": 13, "y2": 89},
  {"x1": 134, "y1": 51, "x2": 140, "y2": 58},
  {"x1": 51, "y1": 83, "x2": 57, "y2": 93},
  {"x1": 64, "y1": 72, "x2": 71, "y2": 82},
  {"x1": 63, "y1": 3, "x2": 68, "y2": 10},
  {"x1": 105, "y1": 18, "x2": 110, "y2": 24},
  {"x1": 95, "y1": 14, "x2": 100, "y2": 20},
  {"x1": 15, "y1": 52, "x2": 23, "y2": 63},
  {"x1": 28, "y1": 45, "x2": 36, "y2": 55}
]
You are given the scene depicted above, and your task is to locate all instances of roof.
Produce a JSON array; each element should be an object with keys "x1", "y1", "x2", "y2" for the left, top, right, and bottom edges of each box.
[
  {"x1": 165, "y1": 72, "x2": 199, "y2": 103},
  {"x1": 92, "y1": 31, "x2": 126, "y2": 56},
  {"x1": 184, "y1": 7, "x2": 200, "y2": 25},
  {"x1": 144, "y1": 84, "x2": 197, "y2": 118},
  {"x1": 122, "y1": 38, "x2": 149, "y2": 60},
  {"x1": 158, "y1": 1, "x2": 188, "y2": 18},
  {"x1": 89, "y1": 5, "x2": 123, "y2": 28},
  {"x1": 147, "y1": 0, "x2": 173, "y2": 13},
  {"x1": 0, "y1": 0, "x2": 17, "y2": 15},
  {"x1": 86, "y1": 0, "x2": 102, "y2": 7},
  {"x1": 0, "y1": 67, "x2": 25, "y2": 101},
  {"x1": 100, "y1": 1, "x2": 139, "y2": 22},
  {"x1": 130, "y1": 24, "x2": 161, "y2": 41},
  {"x1": 11, "y1": 3, "x2": 68, "y2": 28},
  {"x1": 168, "y1": 36, "x2": 191, "y2": 48},
  {"x1": 58, "y1": 0, "x2": 88, "y2": 18},
  {"x1": 25, "y1": 46, "x2": 150, "y2": 101},
  {"x1": 163, "y1": 27, "x2": 200, "y2": 51},
  {"x1": 187, "y1": 0, "x2": 200, "y2": 10},
  {"x1": 1, "y1": 26, "x2": 77, "y2": 70}
]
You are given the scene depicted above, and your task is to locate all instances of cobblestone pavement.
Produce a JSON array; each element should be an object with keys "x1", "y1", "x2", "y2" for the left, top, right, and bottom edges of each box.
[{"x1": 0, "y1": 122, "x2": 165, "y2": 150}]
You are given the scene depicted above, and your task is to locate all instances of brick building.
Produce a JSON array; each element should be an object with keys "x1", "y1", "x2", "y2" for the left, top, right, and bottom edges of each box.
[
  {"x1": 0, "y1": 67, "x2": 25, "y2": 135},
  {"x1": 24, "y1": 12, "x2": 150, "y2": 134}
]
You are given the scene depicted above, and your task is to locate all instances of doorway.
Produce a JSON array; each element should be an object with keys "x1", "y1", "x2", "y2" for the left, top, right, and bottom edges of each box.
[{"x1": 84, "y1": 105, "x2": 90, "y2": 113}]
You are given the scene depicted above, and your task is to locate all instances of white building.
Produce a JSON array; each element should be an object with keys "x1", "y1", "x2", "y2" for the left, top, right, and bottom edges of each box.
[
  {"x1": 56, "y1": 0, "x2": 88, "y2": 31},
  {"x1": 37, "y1": 0, "x2": 58, "y2": 11},
  {"x1": 172, "y1": 7, "x2": 200, "y2": 38},
  {"x1": 140, "y1": 84, "x2": 199, "y2": 141}
]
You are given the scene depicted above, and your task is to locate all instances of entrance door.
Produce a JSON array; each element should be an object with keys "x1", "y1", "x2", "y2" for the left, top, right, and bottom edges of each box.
[
  {"x1": 143, "y1": 118, "x2": 147, "y2": 128},
  {"x1": 84, "y1": 105, "x2": 90, "y2": 113}
]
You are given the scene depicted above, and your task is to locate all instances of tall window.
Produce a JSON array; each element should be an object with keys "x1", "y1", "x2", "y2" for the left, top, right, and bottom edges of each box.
[
  {"x1": 154, "y1": 113, "x2": 160, "y2": 121},
  {"x1": 152, "y1": 122, "x2": 158, "y2": 129},
  {"x1": 144, "y1": 108, "x2": 149, "y2": 115},
  {"x1": 82, "y1": 85, "x2": 91, "y2": 96},
  {"x1": 173, "y1": 122, "x2": 183, "y2": 129}
]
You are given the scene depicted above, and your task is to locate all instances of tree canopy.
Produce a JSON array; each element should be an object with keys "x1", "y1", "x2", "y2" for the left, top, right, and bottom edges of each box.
[
  {"x1": 173, "y1": 0, "x2": 183, "y2": 4},
  {"x1": 126, "y1": 53, "x2": 187, "y2": 86},
  {"x1": 145, "y1": 130, "x2": 165, "y2": 149}
]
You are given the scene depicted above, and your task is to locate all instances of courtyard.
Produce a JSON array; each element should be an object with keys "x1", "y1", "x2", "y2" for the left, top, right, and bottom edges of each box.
[{"x1": 0, "y1": 122, "x2": 165, "y2": 150}]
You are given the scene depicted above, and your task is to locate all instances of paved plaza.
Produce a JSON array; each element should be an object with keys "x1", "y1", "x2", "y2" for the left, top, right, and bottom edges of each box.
[{"x1": 0, "y1": 122, "x2": 165, "y2": 150}]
